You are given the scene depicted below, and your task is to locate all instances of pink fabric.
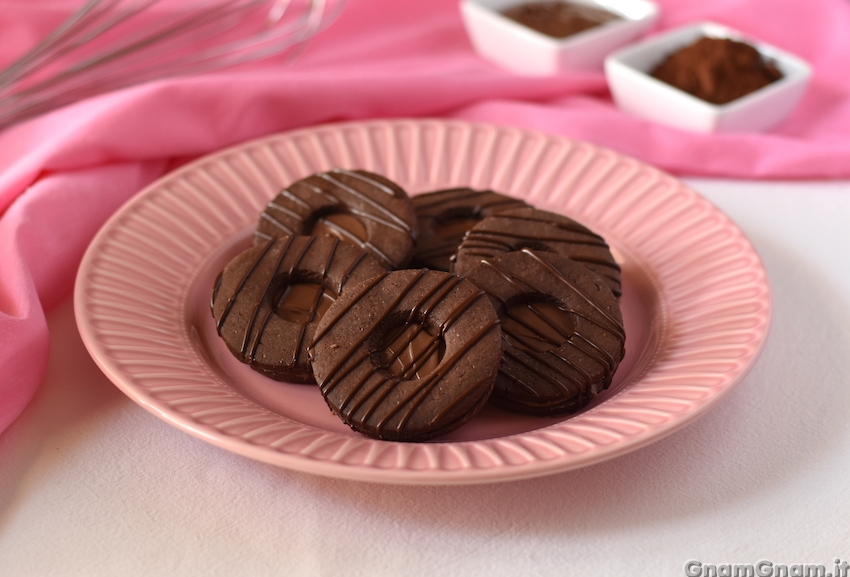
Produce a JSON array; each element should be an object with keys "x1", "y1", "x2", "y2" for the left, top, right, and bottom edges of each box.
[{"x1": 1, "y1": 0, "x2": 849, "y2": 434}]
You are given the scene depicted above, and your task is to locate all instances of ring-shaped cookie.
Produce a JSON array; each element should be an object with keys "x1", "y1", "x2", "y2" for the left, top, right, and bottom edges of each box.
[
  {"x1": 255, "y1": 169, "x2": 417, "y2": 269},
  {"x1": 212, "y1": 235, "x2": 387, "y2": 383},
  {"x1": 310, "y1": 269, "x2": 502, "y2": 442},
  {"x1": 453, "y1": 207, "x2": 622, "y2": 298},
  {"x1": 410, "y1": 187, "x2": 530, "y2": 271},
  {"x1": 463, "y1": 249, "x2": 625, "y2": 416}
]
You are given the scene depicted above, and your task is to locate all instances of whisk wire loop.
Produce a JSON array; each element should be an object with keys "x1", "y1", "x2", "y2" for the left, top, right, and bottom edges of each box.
[{"x1": 0, "y1": 0, "x2": 340, "y2": 128}]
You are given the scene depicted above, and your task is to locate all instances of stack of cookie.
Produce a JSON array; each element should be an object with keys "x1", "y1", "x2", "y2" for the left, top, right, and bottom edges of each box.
[{"x1": 211, "y1": 169, "x2": 625, "y2": 442}]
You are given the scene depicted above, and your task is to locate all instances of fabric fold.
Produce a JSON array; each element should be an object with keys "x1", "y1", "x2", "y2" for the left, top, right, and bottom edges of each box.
[{"x1": 0, "y1": 162, "x2": 167, "y2": 433}]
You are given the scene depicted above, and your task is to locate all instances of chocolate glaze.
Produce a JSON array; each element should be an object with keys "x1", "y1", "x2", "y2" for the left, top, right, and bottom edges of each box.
[
  {"x1": 411, "y1": 188, "x2": 530, "y2": 272},
  {"x1": 501, "y1": 301, "x2": 575, "y2": 354},
  {"x1": 453, "y1": 207, "x2": 622, "y2": 298},
  {"x1": 380, "y1": 322, "x2": 445, "y2": 379},
  {"x1": 255, "y1": 169, "x2": 418, "y2": 269},
  {"x1": 310, "y1": 269, "x2": 502, "y2": 442},
  {"x1": 212, "y1": 235, "x2": 387, "y2": 383},
  {"x1": 310, "y1": 212, "x2": 368, "y2": 245},
  {"x1": 276, "y1": 282, "x2": 335, "y2": 323},
  {"x1": 464, "y1": 249, "x2": 625, "y2": 416},
  {"x1": 502, "y1": 1, "x2": 620, "y2": 39}
]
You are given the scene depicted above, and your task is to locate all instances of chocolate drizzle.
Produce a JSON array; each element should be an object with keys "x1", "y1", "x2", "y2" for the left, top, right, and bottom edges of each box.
[
  {"x1": 211, "y1": 235, "x2": 388, "y2": 383},
  {"x1": 255, "y1": 169, "x2": 417, "y2": 269},
  {"x1": 464, "y1": 249, "x2": 624, "y2": 416},
  {"x1": 311, "y1": 269, "x2": 502, "y2": 441},
  {"x1": 334, "y1": 168, "x2": 401, "y2": 197},
  {"x1": 501, "y1": 301, "x2": 574, "y2": 354},
  {"x1": 314, "y1": 172, "x2": 413, "y2": 233},
  {"x1": 454, "y1": 207, "x2": 622, "y2": 298},
  {"x1": 216, "y1": 238, "x2": 277, "y2": 335},
  {"x1": 380, "y1": 322, "x2": 444, "y2": 378},
  {"x1": 411, "y1": 188, "x2": 530, "y2": 271},
  {"x1": 243, "y1": 235, "x2": 298, "y2": 358}
]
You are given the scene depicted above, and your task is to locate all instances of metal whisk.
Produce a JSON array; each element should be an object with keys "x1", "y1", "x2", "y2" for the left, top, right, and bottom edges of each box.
[{"x1": 0, "y1": 0, "x2": 343, "y2": 129}]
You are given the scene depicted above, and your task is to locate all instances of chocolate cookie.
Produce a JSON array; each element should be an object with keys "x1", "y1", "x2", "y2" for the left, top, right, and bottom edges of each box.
[
  {"x1": 463, "y1": 250, "x2": 625, "y2": 416},
  {"x1": 410, "y1": 187, "x2": 530, "y2": 271},
  {"x1": 452, "y1": 207, "x2": 622, "y2": 298},
  {"x1": 212, "y1": 235, "x2": 387, "y2": 383},
  {"x1": 310, "y1": 269, "x2": 502, "y2": 442},
  {"x1": 255, "y1": 169, "x2": 418, "y2": 269}
]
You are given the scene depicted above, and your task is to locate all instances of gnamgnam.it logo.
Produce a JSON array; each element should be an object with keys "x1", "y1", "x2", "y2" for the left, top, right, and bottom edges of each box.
[{"x1": 684, "y1": 559, "x2": 850, "y2": 577}]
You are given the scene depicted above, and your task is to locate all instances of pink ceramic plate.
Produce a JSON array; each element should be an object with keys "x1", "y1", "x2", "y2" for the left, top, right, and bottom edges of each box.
[{"x1": 75, "y1": 119, "x2": 771, "y2": 484}]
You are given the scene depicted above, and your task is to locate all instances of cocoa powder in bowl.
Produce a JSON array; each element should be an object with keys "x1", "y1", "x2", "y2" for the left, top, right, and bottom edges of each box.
[
  {"x1": 501, "y1": 1, "x2": 620, "y2": 39},
  {"x1": 650, "y1": 36, "x2": 783, "y2": 105}
]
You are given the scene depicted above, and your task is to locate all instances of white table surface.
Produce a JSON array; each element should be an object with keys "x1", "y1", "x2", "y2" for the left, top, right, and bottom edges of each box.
[{"x1": 1, "y1": 177, "x2": 849, "y2": 577}]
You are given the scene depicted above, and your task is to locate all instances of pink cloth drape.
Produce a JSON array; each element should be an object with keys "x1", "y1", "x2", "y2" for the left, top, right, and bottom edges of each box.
[{"x1": 2, "y1": 0, "x2": 849, "y2": 435}]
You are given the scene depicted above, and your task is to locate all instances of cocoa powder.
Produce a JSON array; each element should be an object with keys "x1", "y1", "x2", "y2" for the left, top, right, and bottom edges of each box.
[
  {"x1": 650, "y1": 37, "x2": 783, "y2": 105},
  {"x1": 501, "y1": 1, "x2": 620, "y2": 39}
]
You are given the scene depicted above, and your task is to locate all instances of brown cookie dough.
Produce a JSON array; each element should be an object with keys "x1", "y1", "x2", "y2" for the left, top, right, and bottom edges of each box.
[
  {"x1": 463, "y1": 249, "x2": 625, "y2": 416},
  {"x1": 255, "y1": 169, "x2": 418, "y2": 269},
  {"x1": 212, "y1": 235, "x2": 387, "y2": 383},
  {"x1": 310, "y1": 269, "x2": 502, "y2": 442},
  {"x1": 452, "y1": 207, "x2": 622, "y2": 298},
  {"x1": 410, "y1": 187, "x2": 530, "y2": 272}
]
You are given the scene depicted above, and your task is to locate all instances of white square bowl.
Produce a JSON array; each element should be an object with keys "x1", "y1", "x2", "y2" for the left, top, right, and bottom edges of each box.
[
  {"x1": 604, "y1": 21, "x2": 812, "y2": 133},
  {"x1": 460, "y1": 0, "x2": 659, "y2": 75}
]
